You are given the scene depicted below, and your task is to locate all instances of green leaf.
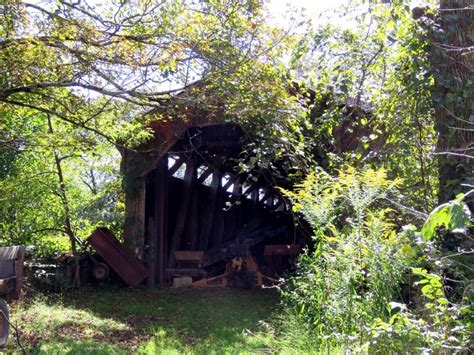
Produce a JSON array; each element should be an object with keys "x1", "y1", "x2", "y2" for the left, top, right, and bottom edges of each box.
[
  {"x1": 421, "y1": 284, "x2": 433, "y2": 294},
  {"x1": 437, "y1": 298, "x2": 448, "y2": 305},
  {"x1": 421, "y1": 195, "x2": 472, "y2": 241}
]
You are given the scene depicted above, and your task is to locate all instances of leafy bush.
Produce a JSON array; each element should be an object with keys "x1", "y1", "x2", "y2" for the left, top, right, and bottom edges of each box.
[
  {"x1": 30, "y1": 235, "x2": 71, "y2": 259},
  {"x1": 281, "y1": 170, "x2": 473, "y2": 352},
  {"x1": 369, "y1": 266, "x2": 472, "y2": 353},
  {"x1": 281, "y1": 167, "x2": 419, "y2": 350}
]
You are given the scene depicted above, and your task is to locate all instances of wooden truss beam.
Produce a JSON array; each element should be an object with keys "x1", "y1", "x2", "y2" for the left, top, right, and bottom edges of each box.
[{"x1": 167, "y1": 155, "x2": 185, "y2": 176}]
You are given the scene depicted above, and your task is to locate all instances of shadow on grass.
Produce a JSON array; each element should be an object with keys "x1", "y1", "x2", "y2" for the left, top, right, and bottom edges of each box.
[{"x1": 10, "y1": 286, "x2": 280, "y2": 354}]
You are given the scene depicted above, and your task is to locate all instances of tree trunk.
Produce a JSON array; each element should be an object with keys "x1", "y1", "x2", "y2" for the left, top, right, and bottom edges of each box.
[
  {"x1": 430, "y1": 0, "x2": 474, "y2": 203},
  {"x1": 47, "y1": 115, "x2": 81, "y2": 289},
  {"x1": 123, "y1": 177, "x2": 146, "y2": 258}
]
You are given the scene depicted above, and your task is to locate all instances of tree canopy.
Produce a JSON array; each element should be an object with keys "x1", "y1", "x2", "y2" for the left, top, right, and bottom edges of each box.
[
  {"x1": 0, "y1": 0, "x2": 305, "y2": 251},
  {"x1": 0, "y1": 0, "x2": 472, "y2": 351}
]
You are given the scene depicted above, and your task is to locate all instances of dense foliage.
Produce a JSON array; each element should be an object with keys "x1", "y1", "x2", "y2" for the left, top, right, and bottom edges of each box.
[
  {"x1": 281, "y1": 168, "x2": 472, "y2": 352},
  {"x1": 0, "y1": 0, "x2": 472, "y2": 353},
  {"x1": 291, "y1": 0, "x2": 438, "y2": 212},
  {"x1": 281, "y1": 168, "x2": 418, "y2": 350},
  {"x1": 0, "y1": 0, "x2": 304, "y2": 254},
  {"x1": 0, "y1": 105, "x2": 122, "y2": 256},
  {"x1": 276, "y1": 1, "x2": 473, "y2": 353}
]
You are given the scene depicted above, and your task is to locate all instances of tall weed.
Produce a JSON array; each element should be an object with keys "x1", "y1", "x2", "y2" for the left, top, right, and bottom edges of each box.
[{"x1": 281, "y1": 167, "x2": 418, "y2": 350}]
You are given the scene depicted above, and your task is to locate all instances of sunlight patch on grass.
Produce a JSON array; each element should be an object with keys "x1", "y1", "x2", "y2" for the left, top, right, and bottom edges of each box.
[
  {"x1": 35, "y1": 339, "x2": 126, "y2": 355},
  {"x1": 7, "y1": 287, "x2": 285, "y2": 354},
  {"x1": 8, "y1": 296, "x2": 137, "y2": 353},
  {"x1": 14, "y1": 297, "x2": 129, "y2": 335}
]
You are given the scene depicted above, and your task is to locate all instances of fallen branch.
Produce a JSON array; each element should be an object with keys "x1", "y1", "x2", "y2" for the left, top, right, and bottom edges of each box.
[
  {"x1": 0, "y1": 308, "x2": 26, "y2": 355},
  {"x1": 383, "y1": 197, "x2": 428, "y2": 219}
]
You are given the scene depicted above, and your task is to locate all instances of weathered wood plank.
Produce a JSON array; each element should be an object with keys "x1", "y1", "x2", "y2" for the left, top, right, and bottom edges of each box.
[
  {"x1": 147, "y1": 216, "x2": 156, "y2": 286},
  {"x1": 197, "y1": 166, "x2": 213, "y2": 184},
  {"x1": 165, "y1": 268, "x2": 207, "y2": 277},
  {"x1": 168, "y1": 161, "x2": 195, "y2": 268},
  {"x1": 89, "y1": 228, "x2": 149, "y2": 286},
  {"x1": 188, "y1": 184, "x2": 200, "y2": 250},
  {"x1": 174, "y1": 251, "x2": 204, "y2": 262},
  {"x1": 168, "y1": 155, "x2": 185, "y2": 177},
  {"x1": 151, "y1": 157, "x2": 169, "y2": 286}
]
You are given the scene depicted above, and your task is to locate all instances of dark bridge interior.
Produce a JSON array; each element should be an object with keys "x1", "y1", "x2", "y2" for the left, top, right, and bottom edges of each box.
[{"x1": 144, "y1": 124, "x2": 305, "y2": 287}]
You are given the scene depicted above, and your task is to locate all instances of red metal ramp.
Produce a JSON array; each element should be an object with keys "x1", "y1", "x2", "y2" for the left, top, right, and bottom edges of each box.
[{"x1": 88, "y1": 228, "x2": 148, "y2": 286}]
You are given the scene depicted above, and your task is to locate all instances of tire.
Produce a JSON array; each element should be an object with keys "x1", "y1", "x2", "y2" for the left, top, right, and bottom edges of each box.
[
  {"x1": 0, "y1": 298, "x2": 9, "y2": 349},
  {"x1": 92, "y1": 263, "x2": 110, "y2": 281}
]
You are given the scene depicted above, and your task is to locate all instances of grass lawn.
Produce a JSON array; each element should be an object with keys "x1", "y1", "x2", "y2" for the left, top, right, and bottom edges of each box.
[{"x1": 4, "y1": 286, "x2": 283, "y2": 354}]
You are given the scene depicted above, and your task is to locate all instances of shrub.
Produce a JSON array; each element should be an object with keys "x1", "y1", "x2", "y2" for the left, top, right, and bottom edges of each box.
[{"x1": 281, "y1": 167, "x2": 418, "y2": 350}]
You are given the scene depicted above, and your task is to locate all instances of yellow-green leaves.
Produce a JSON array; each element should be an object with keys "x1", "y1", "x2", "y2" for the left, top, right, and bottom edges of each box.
[{"x1": 280, "y1": 165, "x2": 419, "y2": 349}]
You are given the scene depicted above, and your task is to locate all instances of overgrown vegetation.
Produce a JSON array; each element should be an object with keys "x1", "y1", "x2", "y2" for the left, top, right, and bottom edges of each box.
[
  {"x1": 0, "y1": 0, "x2": 472, "y2": 353},
  {"x1": 280, "y1": 168, "x2": 472, "y2": 352},
  {"x1": 0, "y1": 0, "x2": 301, "y2": 255},
  {"x1": 281, "y1": 168, "x2": 416, "y2": 350},
  {"x1": 271, "y1": 1, "x2": 473, "y2": 352}
]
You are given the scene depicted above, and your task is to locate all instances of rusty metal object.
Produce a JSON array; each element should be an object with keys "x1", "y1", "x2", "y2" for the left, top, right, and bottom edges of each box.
[
  {"x1": 91, "y1": 263, "x2": 110, "y2": 281},
  {"x1": 193, "y1": 255, "x2": 280, "y2": 288},
  {"x1": 88, "y1": 228, "x2": 149, "y2": 286}
]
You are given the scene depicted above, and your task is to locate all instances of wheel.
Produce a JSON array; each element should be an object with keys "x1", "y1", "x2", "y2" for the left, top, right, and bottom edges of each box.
[
  {"x1": 92, "y1": 263, "x2": 110, "y2": 281},
  {"x1": 0, "y1": 298, "x2": 9, "y2": 349}
]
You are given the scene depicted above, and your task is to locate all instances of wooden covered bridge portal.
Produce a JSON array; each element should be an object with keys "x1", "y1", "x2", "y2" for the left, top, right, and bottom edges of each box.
[{"x1": 121, "y1": 119, "x2": 303, "y2": 287}]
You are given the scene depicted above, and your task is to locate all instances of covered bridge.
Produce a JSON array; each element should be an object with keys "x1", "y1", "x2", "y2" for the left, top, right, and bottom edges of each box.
[
  {"x1": 119, "y1": 102, "x2": 305, "y2": 287},
  {"x1": 115, "y1": 83, "x2": 377, "y2": 287}
]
